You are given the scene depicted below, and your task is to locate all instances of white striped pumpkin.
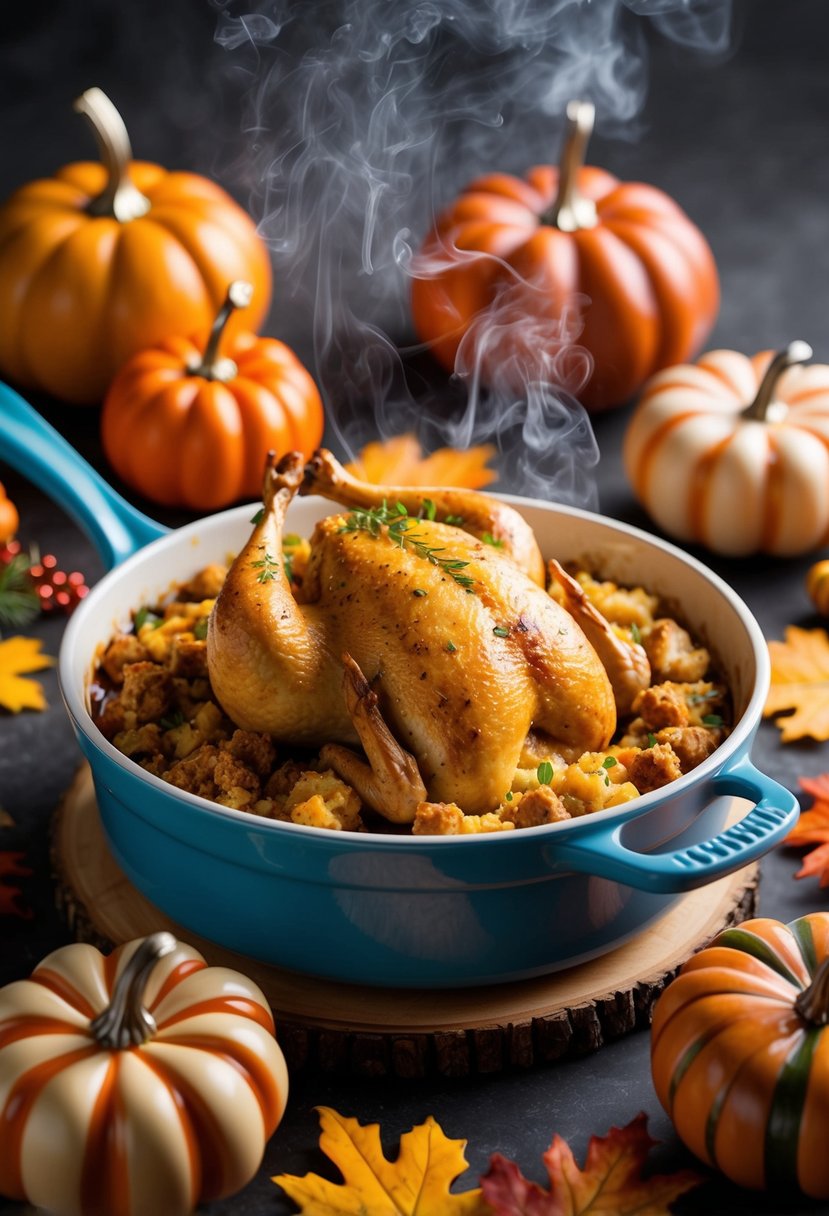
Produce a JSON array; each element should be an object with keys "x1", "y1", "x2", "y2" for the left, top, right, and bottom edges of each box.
[
  {"x1": 0, "y1": 934, "x2": 288, "y2": 1216},
  {"x1": 624, "y1": 342, "x2": 829, "y2": 556}
]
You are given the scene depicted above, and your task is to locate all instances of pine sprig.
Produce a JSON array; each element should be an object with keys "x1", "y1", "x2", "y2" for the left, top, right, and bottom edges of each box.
[
  {"x1": 339, "y1": 501, "x2": 475, "y2": 591},
  {"x1": 0, "y1": 553, "x2": 40, "y2": 634}
]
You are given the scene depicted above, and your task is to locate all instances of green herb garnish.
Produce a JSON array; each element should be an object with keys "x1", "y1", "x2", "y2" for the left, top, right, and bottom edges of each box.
[
  {"x1": 444, "y1": 514, "x2": 464, "y2": 526},
  {"x1": 493, "y1": 625, "x2": 510, "y2": 638},
  {"x1": 537, "y1": 760, "x2": 554, "y2": 785},
  {"x1": 702, "y1": 714, "x2": 724, "y2": 728},
  {"x1": 193, "y1": 617, "x2": 208, "y2": 641},
  {"x1": 0, "y1": 552, "x2": 39, "y2": 633},
  {"x1": 413, "y1": 589, "x2": 427, "y2": 597},
  {"x1": 135, "y1": 606, "x2": 162, "y2": 631},
  {"x1": 647, "y1": 732, "x2": 658, "y2": 748},
  {"x1": 250, "y1": 552, "x2": 280, "y2": 583},
  {"x1": 601, "y1": 756, "x2": 618, "y2": 786},
  {"x1": 160, "y1": 710, "x2": 185, "y2": 731},
  {"x1": 445, "y1": 641, "x2": 457, "y2": 653},
  {"x1": 689, "y1": 690, "x2": 719, "y2": 704},
  {"x1": 504, "y1": 791, "x2": 514, "y2": 802},
  {"x1": 482, "y1": 532, "x2": 504, "y2": 549},
  {"x1": 421, "y1": 498, "x2": 437, "y2": 522},
  {"x1": 630, "y1": 622, "x2": 642, "y2": 644},
  {"x1": 250, "y1": 507, "x2": 265, "y2": 525},
  {"x1": 340, "y1": 503, "x2": 475, "y2": 591}
]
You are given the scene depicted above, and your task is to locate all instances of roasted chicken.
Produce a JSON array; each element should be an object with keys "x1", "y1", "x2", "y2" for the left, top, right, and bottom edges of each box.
[{"x1": 207, "y1": 450, "x2": 616, "y2": 821}]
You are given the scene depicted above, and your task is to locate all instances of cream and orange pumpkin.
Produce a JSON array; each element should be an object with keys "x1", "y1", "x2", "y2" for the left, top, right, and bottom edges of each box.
[
  {"x1": 0, "y1": 933, "x2": 288, "y2": 1216},
  {"x1": 0, "y1": 89, "x2": 271, "y2": 405},
  {"x1": 624, "y1": 342, "x2": 829, "y2": 556},
  {"x1": 101, "y1": 281, "x2": 323, "y2": 511},
  {"x1": 411, "y1": 100, "x2": 719, "y2": 412},
  {"x1": 652, "y1": 913, "x2": 829, "y2": 1198}
]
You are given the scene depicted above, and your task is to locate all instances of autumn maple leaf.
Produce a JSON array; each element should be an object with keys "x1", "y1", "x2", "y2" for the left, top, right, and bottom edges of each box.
[
  {"x1": 347, "y1": 434, "x2": 497, "y2": 489},
  {"x1": 0, "y1": 635, "x2": 54, "y2": 713},
  {"x1": 481, "y1": 1114, "x2": 702, "y2": 1216},
  {"x1": 0, "y1": 851, "x2": 33, "y2": 918},
  {"x1": 274, "y1": 1106, "x2": 488, "y2": 1215},
  {"x1": 783, "y1": 774, "x2": 829, "y2": 887},
  {"x1": 764, "y1": 626, "x2": 829, "y2": 741}
]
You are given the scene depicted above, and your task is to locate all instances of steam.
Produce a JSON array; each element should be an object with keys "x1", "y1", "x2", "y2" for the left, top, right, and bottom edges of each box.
[{"x1": 213, "y1": 0, "x2": 731, "y2": 507}]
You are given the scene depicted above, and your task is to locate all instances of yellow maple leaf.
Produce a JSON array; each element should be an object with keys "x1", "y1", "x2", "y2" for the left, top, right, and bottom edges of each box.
[
  {"x1": 273, "y1": 1106, "x2": 489, "y2": 1216},
  {"x1": 347, "y1": 434, "x2": 497, "y2": 489},
  {"x1": 0, "y1": 635, "x2": 54, "y2": 713},
  {"x1": 764, "y1": 626, "x2": 829, "y2": 742}
]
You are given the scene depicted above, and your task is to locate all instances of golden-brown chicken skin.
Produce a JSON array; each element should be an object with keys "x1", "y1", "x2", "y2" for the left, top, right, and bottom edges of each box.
[{"x1": 208, "y1": 451, "x2": 616, "y2": 820}]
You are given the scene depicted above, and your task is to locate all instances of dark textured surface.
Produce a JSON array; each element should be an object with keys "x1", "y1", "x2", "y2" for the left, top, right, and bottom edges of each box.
[{"x1": 3, "y1": 2, "x2": 829, "y2": 1213}]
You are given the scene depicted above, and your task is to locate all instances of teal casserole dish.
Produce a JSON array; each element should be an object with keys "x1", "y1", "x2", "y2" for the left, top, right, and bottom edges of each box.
[{"x1": 1, "y1": 387, "x2": 799, "y2": 987}]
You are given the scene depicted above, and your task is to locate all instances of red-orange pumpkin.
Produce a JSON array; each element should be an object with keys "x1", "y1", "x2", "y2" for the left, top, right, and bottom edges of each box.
[
  {"x1": 0, "y1": 483, "x2": 18, "y2": 543},
  {"x1": 0, "y1": 88, "x2": 271, "y2": 405},
  {"x1": 102, "y1": 281, "x2": 324, "y2": 511},
  {"x1": 652, "y1": 913, "x2": 829, "y2": 1198},
  {"x1": 411, "y1": 100, "x2": 719, "y2": 411}
]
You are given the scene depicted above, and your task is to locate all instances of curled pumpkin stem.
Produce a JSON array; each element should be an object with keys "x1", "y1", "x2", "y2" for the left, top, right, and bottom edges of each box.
[{"x1": 74, "y1": 87, "x2": 150, "y2": 223}]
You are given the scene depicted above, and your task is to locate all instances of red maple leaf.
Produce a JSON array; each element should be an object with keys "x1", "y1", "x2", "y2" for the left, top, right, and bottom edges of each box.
[
  {"x1": 481, "y1": 1113, "x2": 702, "y2": 1216},
  {"x1": 0, "y1": 850, "x2": 33, "y2": 918},
  {"x1": 784, "y1": 775, "x2": 829, "y2": 886}
]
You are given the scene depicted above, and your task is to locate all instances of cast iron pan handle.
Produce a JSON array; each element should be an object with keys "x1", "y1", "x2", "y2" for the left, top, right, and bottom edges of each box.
[
  {"x1": 553, "y1": 753, "x2": 799, "y2": 894},
  {"x1": 0, "y1": 382, "x2": 168, "y2": 568}
]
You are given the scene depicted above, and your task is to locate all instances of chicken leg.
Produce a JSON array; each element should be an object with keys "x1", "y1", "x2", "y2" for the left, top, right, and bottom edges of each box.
[
  {"x1": 320, "y1": 654, "x2": 428, "y2": 823},
  {"x1": 301, "y1": 448, "x2": 545, "y2": 585}
]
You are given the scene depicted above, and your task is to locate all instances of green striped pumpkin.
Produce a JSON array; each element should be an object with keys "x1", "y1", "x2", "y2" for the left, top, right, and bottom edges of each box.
[{"x1": 651, "y1": 913, "x2": 829, "y2": 1197}]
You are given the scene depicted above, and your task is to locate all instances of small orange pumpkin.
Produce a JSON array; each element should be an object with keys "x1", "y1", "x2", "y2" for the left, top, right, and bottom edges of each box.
[
  {"x1": 0, "y1": 932, "x2": 288, "y2": 1216},
  {"x1": 411, "y1": 100, "x2": 718, "y2": 412},
  {"x1": 102, "y1": 281, "x2": 324, "y2": 511},
  {"x1": 0, "y1": 483, "x2": 18, "y2": 543},
  {"x1": 651, "y1": 913, "x2": 829, "y2": 1198},
  {"x1": 807, "y1": 561, "x2": 829, "y2": 616},
  {"x1": 0, "y1": 88, "x2": 271, "y2": 404},
  {"x1": 624, "y1": 341, "x2": 829, "y2": 556}
]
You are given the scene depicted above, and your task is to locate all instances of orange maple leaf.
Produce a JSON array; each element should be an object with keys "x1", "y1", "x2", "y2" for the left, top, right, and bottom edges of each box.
[
  {"x1": 273, "y1": 1106, "x2": 488, "y2": 1215},
  {"x1": 481, "y1": 1113, "x2": 703, "y2": 1216},
  {"x1": 0, "y1": 851, "x2": 33, "y2": 918},
  {"x1": 784, "y1": 775, "x2": 829, "y2": 887},
  {"x1": 0, "y1": 635, "x2": 54, "y2": 713},
  {"x1": 764, "y1": 626, "x2": 829, "y2": 742},
  {"x1": 347, "y1": 434, "x2": 497, "y2": 489}
]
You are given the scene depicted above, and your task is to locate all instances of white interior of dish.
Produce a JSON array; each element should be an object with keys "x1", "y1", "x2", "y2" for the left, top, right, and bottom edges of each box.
[{"x1": 60, "y1": 494, "x2": 768, "y2": 834}]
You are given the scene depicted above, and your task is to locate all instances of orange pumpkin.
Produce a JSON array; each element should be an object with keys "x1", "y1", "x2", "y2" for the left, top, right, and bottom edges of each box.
[
  {"x1": 0, "y1": 482, "x2": 18, "y2": 543},
  {"x1": 0, "y1": 932, "x2": 288, "y2": 1216},
  {"x1": 102, "y1": 281, "x2": 324, "y2": 511},
  {"x1": 411, "y1": 100, "x2": 719, "y2": 412},
  {"x1": 0, "y1": 88, "x2": 271, "y2": 405},
  {"x1": 624, "y1": 341, "x2": 829, "y2": 556},
  {"x1": 651, "y1": 913, "x2": 829, "y2": 1198}
]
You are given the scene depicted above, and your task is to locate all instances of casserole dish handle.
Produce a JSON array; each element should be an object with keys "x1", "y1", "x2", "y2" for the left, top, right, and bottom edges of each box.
[
  {"x1": 0, "y1": 383, "x2": 167, "y2": 568},
  {"x1": 554, "y1": 754, "x2": 799, "y2": 893}
]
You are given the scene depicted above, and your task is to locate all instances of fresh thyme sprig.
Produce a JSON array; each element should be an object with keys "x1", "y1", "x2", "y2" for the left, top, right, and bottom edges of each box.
[
  {"x1": 250, "y1": 552, "x2": 281, "y2": 583},
  {"x1": 339, "y1": 501, "x2": 475, "y2": 591}
]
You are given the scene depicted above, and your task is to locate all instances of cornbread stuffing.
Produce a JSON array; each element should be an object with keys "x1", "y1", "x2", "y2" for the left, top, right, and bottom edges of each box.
[{"x1": 92, "y1": 553, "x2": 731, "y2": 836}]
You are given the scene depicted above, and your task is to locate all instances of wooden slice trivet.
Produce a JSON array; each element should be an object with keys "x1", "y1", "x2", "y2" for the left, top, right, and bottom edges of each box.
[{"x1": 52, "y1": 765, "x2": 759, "y2": 1080}]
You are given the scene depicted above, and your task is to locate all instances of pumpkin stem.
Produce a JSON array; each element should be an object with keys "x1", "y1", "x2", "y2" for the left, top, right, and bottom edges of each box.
[
  {"x1": 74, "y1": 88, "x2": 151, "y2": 223},
  {"x1": 539, "y1": 100, "x2": 598, "y2": 232},
  {"x1": 89, "y1": 932, "x2": 177, "y2": 1050},
  {"x1": 742, "y1": 340, "x2": 813, "y2": 422},
  {"x1": 188, "y1": 280, "x2": 254, "y2": 382},
  {"x1": 795, "y1": 957, "x2": 829, "y2": 1026}
]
